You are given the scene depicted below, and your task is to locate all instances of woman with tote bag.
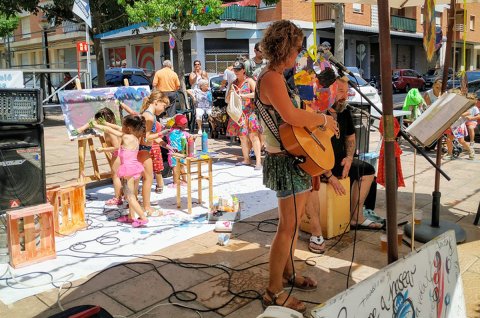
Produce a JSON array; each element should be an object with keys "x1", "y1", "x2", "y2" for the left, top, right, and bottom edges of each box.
[{"x1": 226, "y1": 61, "x2": 263, "y2": 170}]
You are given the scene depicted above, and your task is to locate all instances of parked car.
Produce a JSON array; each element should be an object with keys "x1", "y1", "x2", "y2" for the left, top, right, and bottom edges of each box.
[
  {"x1": 446, "y1": 70, "x2": 480, "y2": 90},
  {"x1": 423, "y1": 68, "x2": 453, "y2": 88},
  {"x1": 92, "y1": 68, "x2": 151, "y2": 88},
  {"x1": 346, "y1": 67, "x2": 383, "y2": 118},
  {"x1": 392, "y1": 69, "x2": 426, "y2": 93}
]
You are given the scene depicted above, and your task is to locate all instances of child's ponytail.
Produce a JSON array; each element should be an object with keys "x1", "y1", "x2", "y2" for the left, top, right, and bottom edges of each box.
[{"x1": 140, "y1": 90, "x2": 170, "y2": 113}]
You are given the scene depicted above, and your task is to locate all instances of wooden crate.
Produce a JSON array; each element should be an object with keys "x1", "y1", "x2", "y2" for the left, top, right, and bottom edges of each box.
[
  {"x1": 7, "y1": 203, "x2": 56, "y2": 268},
  {"x1": 301, "y1": 177, "x2": 351, "y2": 239},
  {"x1": 47, "y1": 183, "x2": 87, "y2": 236}
]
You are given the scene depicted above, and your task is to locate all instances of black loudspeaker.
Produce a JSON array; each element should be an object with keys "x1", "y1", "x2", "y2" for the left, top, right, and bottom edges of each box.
[
  {"x1": 0, "y1": 88, "x2": 43, "y2": 125},
  {"x1": 0, "y1": 125, "x2": 46, "y2": 213}
]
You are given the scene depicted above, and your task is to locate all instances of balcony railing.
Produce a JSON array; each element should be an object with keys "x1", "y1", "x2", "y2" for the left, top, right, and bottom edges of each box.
[
  {"x1": 391, "y1": 15, "x2": 416, "y2": 33},
  {"x1": 315, "y1": 4, "x2": 334, "y2": 22},
  {"x1": 220, "y1": 5, "x2": 256, "y2": 23}
]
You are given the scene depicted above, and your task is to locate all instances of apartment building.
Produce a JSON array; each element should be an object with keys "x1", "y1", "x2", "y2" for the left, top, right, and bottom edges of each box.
[
  {"x1": 0, "y1": 12, "x2": 92, "y2": 86},
  {"x1": 1, "y1": 1, "x2": 479, "y2": 82}
]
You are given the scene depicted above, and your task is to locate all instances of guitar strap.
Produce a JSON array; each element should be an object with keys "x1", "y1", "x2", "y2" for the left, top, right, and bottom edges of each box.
[{"x1": 254, "y1": 78, "x2": 284, "y2": 150}]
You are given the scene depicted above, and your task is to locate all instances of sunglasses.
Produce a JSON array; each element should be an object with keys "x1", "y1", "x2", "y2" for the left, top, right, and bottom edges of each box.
[
  {"x1": 255, "y1": 49, "x2": 262, "y2": 53},
  {"x1": 194, "y1": 63, "x2": 201, "y2": 66}
]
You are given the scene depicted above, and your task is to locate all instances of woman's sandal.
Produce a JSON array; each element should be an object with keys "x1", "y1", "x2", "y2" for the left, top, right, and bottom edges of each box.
[
  {"x1": 262, "y1": 289, "x2": 306, "y2": 313},
  {"x1": 283, "y1": 273, "x2": 318, "y2": 292},
  {"x1": 155, "y1": 185, "x2": 164, "y2": 194}
]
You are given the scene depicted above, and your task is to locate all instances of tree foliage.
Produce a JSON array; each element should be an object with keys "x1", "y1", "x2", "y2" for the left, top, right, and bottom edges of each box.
[
  {"x1": 0, "y1": 14, "x2": 19, "y2": 38},
  {"x1": 120, "y1": 0, "x2": 224, "y2": 92}
]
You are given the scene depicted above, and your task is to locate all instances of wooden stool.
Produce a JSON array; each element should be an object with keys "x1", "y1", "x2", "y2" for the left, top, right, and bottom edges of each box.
[
  {"x1": 46, "y1": 183, "x2": 87, "y2": 236},
  {"x1": 7, "y1": 203, "x2": 56, "y2": 268},
  {"x1": 172, "y1": 153, "x2": 213, "y2": 214},
  {"x1": 301, "y1": 177, "x2": 351, "y2": 239}
]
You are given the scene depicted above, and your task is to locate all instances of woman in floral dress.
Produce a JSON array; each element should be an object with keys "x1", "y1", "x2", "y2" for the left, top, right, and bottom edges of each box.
[{"x1": 226, "y1": 60, "x2": 263, "y2": 170}]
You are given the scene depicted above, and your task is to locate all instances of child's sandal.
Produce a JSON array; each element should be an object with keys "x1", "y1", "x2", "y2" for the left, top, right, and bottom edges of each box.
[
  {"x1": 262, "y1": 289, "x2": 306, "y2": 313},
  {"x1": 155, "y1": 185, "x2": 164, "y2": 194}
]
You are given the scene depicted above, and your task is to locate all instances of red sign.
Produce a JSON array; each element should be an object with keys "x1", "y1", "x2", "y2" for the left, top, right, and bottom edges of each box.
[
  {"x1": 9, "y1": 199, "x2": 20, "y2": 208},
  {"x1": 77, "y1": 41, "x2": 89, "y2": 53}
]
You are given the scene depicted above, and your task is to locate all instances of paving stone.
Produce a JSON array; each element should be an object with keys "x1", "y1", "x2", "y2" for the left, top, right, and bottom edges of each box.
[
  {"x1": 0, "y1": 296, "x2": 48, "y2": 318},
  {"x1": 37, "y1": 265, "x2": 139, "y2": 307},
  {"x1": 189, "y1": 266, "x2": 269, "y2": 316},
  {"x1": 131, "y1": 300, "x2": 222, "y2": 318},
  {"x1": 103, "y1": 270, "x2": 175, "y2": 312},
  {"x1": 461, "y1": 271, "x2": 480, "y2": 318}
]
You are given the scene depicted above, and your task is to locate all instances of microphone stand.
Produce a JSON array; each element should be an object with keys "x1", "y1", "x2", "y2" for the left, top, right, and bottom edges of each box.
[{"x1": 344, "y1": 74, "x2": 466, "y2": 244}]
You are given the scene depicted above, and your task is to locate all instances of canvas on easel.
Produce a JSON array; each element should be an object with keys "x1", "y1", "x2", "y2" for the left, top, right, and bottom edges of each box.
[{"x1": 58, "y1": 85, "x2": 150, "y2": 183}]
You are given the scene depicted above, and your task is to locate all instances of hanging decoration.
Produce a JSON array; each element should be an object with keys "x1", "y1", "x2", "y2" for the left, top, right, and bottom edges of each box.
[
  {"x1": 423, "y1": 0, "x2": 437, "y2": 62},
  {"x1": 176, "y1": 5, "x2": 210, "y2": 17}
]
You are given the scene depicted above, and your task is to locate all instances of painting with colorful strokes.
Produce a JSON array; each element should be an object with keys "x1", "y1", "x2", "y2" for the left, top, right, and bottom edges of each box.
[{"x1": 58, "y1": 86, "x2": 150, "y2": 140}]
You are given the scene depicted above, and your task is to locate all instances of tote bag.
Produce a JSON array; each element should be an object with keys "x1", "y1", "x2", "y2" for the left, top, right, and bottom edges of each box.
[{"x1": 227, "y1": 85, "x2": 243, "y2": 124}]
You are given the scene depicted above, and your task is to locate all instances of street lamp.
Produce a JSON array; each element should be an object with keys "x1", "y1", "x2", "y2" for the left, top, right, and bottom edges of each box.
[{"x1": 39, "y1": 15, "x2": 52, "y2": 101}]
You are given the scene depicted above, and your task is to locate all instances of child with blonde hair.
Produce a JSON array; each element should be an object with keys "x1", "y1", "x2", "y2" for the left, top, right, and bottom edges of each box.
[{"x1": 93, "y1": 115, "x2": 149, "y2": 227}]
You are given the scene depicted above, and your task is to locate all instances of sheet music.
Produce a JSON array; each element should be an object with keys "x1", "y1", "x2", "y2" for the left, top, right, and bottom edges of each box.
[{"x1": 406, "y1": 93, "x2": 475, "y2": 146}]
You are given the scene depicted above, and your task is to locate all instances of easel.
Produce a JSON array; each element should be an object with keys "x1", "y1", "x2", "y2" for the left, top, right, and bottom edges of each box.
[{"x1": 74, "y1": 78, "x2": 113, "y2": 183}]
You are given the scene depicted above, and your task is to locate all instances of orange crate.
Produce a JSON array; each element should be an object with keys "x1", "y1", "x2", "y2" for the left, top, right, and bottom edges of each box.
[
  {"x1": 47, "y1": 183, "x2": 86, "y2": 236},
  {"x1": 7, "y1": 203, "x2": 56, "y2": 268}
]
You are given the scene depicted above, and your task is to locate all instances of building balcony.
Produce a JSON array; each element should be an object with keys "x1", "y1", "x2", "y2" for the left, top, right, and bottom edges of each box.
[
  {"x1": 220, "y1": 5, "x2": 256, "y2": 23},
  {"x1": 315, "y1": 4, "x2": 334, "y2": 22},
  {"x1": 390, "y1": 15, "x2": 416, "y2": 33}
]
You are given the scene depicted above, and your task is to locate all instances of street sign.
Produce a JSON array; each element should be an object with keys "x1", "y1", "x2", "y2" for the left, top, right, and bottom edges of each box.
[
  {"x1": 169, "y1": 37, "x2": 175, "y2": 49},
  {"x1": 77, "y1": 41, "x2": 89, "y2": 53}
]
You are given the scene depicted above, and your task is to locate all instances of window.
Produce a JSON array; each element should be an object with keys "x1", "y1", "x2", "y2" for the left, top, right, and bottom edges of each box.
[
  {"x1": 259, "y1": 1, "x2": 276, "y2": 9},
  {"x1": 21, "y1": 17, "x2": 31, "y2": 38},
  {"x1": 421, "y1": 13, "x2": 424, "y2": 25},
  {"x1": 353, "y1": 4, "x2": 363, "y2": 13},
  {"x1": 470, "y1": 16, "x2": 475, "y2": 30},
  {"x1": 435, "y1": 16, "x2": 441, "y2": 27}
]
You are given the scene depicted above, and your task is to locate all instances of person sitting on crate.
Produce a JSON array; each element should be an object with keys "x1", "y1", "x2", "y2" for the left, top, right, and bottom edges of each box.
[
  {"x1": 166, "y1": 114, "x2": 190, "y2": 187},
  {"x1": 307, "y1": 78, "x2": 383, "y2": 250}
]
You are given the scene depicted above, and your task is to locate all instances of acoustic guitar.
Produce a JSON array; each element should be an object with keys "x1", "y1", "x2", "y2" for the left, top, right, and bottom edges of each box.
[{"x1": 279, "y1": 123, "x2": 335, "y2": 176}]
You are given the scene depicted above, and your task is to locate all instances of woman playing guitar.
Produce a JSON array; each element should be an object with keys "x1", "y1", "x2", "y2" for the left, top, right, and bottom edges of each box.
[{"x1": 256, "y1": 20, "x2": 338, "y2": 313}]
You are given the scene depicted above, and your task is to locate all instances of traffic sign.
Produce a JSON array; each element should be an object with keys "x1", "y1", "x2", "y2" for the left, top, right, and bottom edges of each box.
[
  {"x1": 169, "y1": 37, "x2": 175, "y2": 49},
  {"x1": 77, "y1": 41, "x2": 89, "y2": 53}
]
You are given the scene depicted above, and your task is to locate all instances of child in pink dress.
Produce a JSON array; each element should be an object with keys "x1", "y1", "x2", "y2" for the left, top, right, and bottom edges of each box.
[{"x1": 93, "y1": 115, "x2": 149, "y2": 227}]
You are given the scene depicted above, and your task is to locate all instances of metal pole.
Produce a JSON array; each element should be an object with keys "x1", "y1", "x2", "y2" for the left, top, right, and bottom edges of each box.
[
  {"x1": 6, "y1": 35, "x2": 11, "y2": 68},
  {"x1": 377, "y1": 0, "x2": 398, "y2": 264},
  {"x1": 43, "y1": 28, "x2": 52, "y2": 101},
  {"x1": 86, "y1": 24, "x2": 92, "y2": 89},
  {"x1": 435, "y1": 0, "x2": 456, "y2": 226}
]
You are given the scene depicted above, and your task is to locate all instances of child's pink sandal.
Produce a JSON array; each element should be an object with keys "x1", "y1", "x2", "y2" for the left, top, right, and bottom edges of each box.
[
  {"x1": 132, "y1": 218, "x2": 149, "y2": 228},
  {"x1": 106, "y1": 197, "x2": 123, "y2": 206},
  {"x1": 117, "y1": 216, "x2": 133, "y2": 223}
]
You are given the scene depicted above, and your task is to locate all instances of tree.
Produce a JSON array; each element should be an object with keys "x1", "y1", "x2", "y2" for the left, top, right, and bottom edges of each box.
[
  {"x1": 0, "y1": 14, "x2": 19, "y2": 68},
  {"x1": 0, "y1": 0, "x2": 133, "y2": 86},
  {"x1": 120, "y1": 0, "x2": 224, "y2": 93}
]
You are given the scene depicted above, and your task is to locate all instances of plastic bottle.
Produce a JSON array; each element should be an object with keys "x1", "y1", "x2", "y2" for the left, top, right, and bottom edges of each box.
[
  {"x1": 187, "y1": 136, "x2": 194, "y2": 157},
  {"x1": 201, "y1": 131, "x2": 208, "y2": 153},
  {"x1": 180, "y1": 135, "x2": 187, "y2": 154}
]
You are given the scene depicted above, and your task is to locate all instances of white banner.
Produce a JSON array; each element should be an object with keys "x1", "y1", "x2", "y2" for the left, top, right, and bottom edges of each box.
[
  {"x1": 0, "y1": 70, "x2": 24, "y2": 88},
  {"x1": 72, "y1": 0, "x2": 92, "y2": 28},
  {"x1": 311, "y1": 231, "x2": 466, "y2": 318}
]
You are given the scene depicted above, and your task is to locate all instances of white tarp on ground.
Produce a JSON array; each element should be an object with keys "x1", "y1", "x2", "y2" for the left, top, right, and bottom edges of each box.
[{"x1": 0, "y1": 161, "x2": 277, "y2": 304}]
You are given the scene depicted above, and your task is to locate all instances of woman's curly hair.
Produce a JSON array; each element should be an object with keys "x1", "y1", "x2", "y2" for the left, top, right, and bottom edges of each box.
[{"x1": 261, "y1": 20, "x2": 303, "y2": 68}]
